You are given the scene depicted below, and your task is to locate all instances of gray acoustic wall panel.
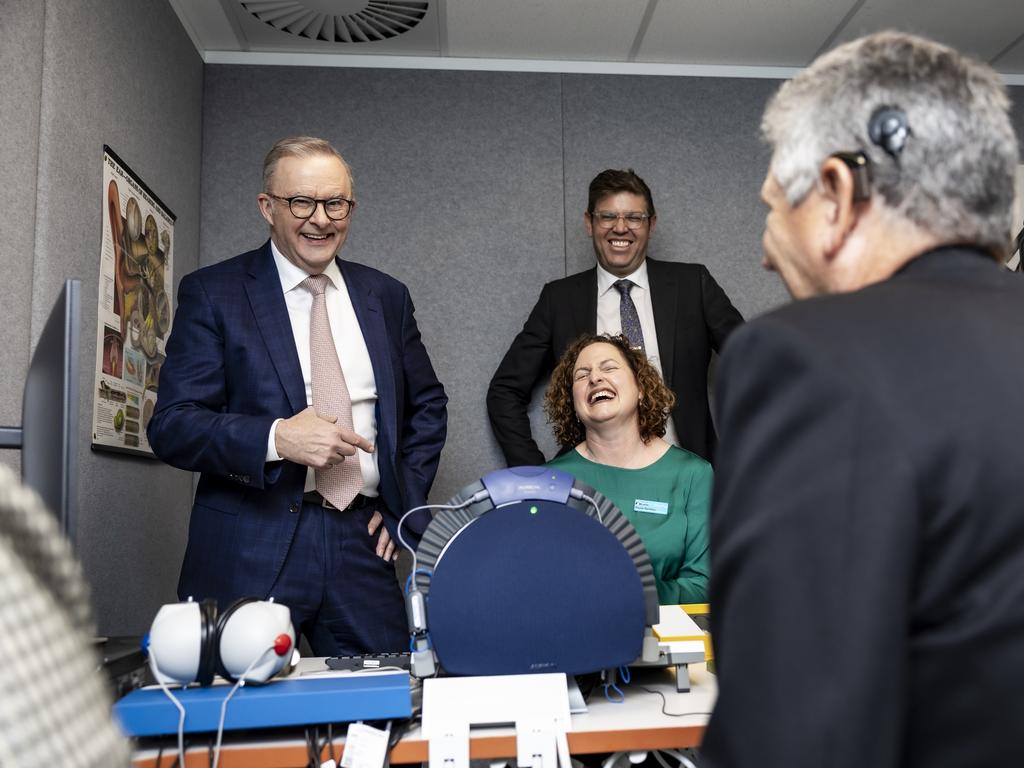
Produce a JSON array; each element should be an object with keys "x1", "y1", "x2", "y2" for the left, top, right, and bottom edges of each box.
[
  {"x1": 26, "y1": 0, "x2": 203, "y2": 635},
  {"x1": 201, "y1": 66, "x2": 565, "y2": 502},
  {"x1": 4, "y1": 14, "x2": 1022, "y2": 638},
  {"x1": 1012, "y1": 86, "x2": 1024, "y2": 153},
  {"x1": 0, "y1": 1, "x2": 44, "y2": 436},
  {"x1": 561, "y1": 74, "x2": 789, "y2": 321},
  {"x1": 201, "y1": 67, "x2": 1024, "y2": 508}
]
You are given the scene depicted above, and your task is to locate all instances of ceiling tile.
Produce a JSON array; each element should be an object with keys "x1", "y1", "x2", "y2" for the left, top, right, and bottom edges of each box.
[
  {"x1": 832, "y1": 0, "x2": 1024, "y2": 66},
  {"x1": 170, "y1": 0, "x2": 1024, "y2": 76},
  {"x1": 445, "y1": 0, "x2": 650, "y2": 61},
  {"x1": 994, "y1": 35, "x2": 1024, "y2": 73},
  {"x1": 637, "y1": 0, "x2": 853, "y2": 67},
  {"x1": 170, "y1": 0, "x2": 242, "y2": 51}
]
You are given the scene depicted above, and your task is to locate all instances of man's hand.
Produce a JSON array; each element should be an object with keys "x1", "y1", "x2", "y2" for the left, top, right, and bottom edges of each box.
[
  {"x1": 367, "y1": 510, "x2": 397, "y2": 561},
  {"x1": 275, "y1": 406, "x2": 373, "y2": 468}
]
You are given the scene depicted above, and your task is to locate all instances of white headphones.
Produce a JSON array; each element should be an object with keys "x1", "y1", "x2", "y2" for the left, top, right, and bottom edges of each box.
[{"x1": 146, "y1": 597, "x2": 298, "y2": 686}]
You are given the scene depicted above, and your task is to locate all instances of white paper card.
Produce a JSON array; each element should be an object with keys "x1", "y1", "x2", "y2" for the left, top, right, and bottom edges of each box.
[{"x1": 341, "y1": 722, "x2": 390, "y2": 768}]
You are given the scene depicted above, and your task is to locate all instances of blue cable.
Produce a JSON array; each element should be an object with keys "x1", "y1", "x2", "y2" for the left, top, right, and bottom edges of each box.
[
  {"x1": 603, "y1": 682, "x2": 625, "y2": 703},
  {"x1": 404, "y1": 568, "x2": 433, "y2": 595}
]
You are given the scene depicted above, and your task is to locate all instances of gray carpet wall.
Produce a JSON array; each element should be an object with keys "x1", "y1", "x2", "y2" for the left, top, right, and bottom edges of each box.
[
  {"x1": 201, "y1": 68, "x2": 1024, "y2": 507},
  {"x1": 0, "y1": 0, "x2": 45, "y2": 432},
  {"x1": 0, "y1": 0, "x2": 203, "y2": 635},
  {"x1": 3, "y1": 5, "x2": 1022, "y2": 636},
  {"x1": 201, "y1": 65, "x2": 797, "y2": 504}
]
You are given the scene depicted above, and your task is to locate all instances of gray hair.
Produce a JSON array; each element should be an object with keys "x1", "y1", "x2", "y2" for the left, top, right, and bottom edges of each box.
[
  {"x1": 762, "y1": 31, "x2": 1019, "y2": 255},
  {"x1": 262, "y1": 136, "x2": 355, "y2": 197}
]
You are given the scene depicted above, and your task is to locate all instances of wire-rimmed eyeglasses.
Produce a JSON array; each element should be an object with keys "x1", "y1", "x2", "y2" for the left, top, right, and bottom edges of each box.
[
  {"x1": 589, "y1": 211, "x2": 652, "y2": 230},
  {"x1": 266, "y1": 194, "x2": 355, "y2": 221}
]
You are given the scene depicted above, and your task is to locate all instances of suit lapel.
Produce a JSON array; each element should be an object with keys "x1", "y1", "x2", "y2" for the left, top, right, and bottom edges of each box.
[
  {"x1": 340, "y1": 260, "x2": 396, "y2": 456},
  {"x1": 647, "y1": 259, "x2": 677, "y2": 386},
  {"x1": 575, "y1": 268, "x2": 598, "y2": 335},
  {"x1": 244, "y1": 244, "x2": 307, "y2": 413}
]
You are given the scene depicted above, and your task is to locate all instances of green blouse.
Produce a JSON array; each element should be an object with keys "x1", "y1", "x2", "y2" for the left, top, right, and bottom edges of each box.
[{"x1": 547, "y1": 446, "x2": 711, "y2": 604}]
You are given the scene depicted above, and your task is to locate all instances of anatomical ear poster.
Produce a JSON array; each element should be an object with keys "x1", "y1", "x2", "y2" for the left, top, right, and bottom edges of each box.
[{"x1": 92, "y1": 146, "x2": 175, "y2": 455}]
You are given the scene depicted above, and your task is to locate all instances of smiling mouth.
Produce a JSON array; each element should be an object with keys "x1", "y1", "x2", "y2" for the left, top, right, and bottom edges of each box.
[
  {"x1": 301, "y1": 232, "x2": 332, "y2": 242},
  {"x1": 588, "y1": 389, "x2": 615, "y2": 405},
  {"x1": 608, "y1": 239, "x2": 632, "y2": 248}
]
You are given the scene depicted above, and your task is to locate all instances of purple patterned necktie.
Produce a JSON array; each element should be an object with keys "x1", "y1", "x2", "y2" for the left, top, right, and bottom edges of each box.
[
  {"x1": 303, "y1": 274, "x2": 362, "y2": 510},
  {"x1": 614, "y1": 279, "x2": 645, "y2": 353}
]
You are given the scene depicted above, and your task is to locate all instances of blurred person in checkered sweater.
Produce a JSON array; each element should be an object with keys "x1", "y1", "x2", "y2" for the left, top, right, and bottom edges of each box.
[{"x1": 0, "y1": 463, "x2": 129, "y2": 767}]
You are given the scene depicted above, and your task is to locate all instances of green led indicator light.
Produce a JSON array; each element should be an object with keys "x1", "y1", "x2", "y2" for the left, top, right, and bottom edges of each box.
[{"x1": 530, "y1": 505, "x2": 539, "y2": 515}]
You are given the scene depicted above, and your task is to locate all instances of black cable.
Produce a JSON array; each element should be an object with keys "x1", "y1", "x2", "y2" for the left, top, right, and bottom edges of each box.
[
  {"x1": 309, "y1": 726, "x2": 323, "y2": 767},
  {"x1": 322, "y1": 726, "x2": 333, "y2": 764},
  {"x1": 382, "y1": 716, "x2": 415, "y2": 768},
  {"x1": 638, "y1": 686, "x2": 713, "y2": 718},
  {"x1": 304, "y1": 726, "x2": 318, "y2": 767},
  {"x1": 316, "y1": 726, "x2": 330, "y2": 767},
  {"x1": 388, "y1": 717, "x2": 412, "y2": 750}
]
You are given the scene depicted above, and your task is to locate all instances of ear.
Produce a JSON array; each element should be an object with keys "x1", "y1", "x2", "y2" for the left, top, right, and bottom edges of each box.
[
  {"x1": 818, "y1": 157, "x2": 861, "y2": 259},
  {"x1": 647, "y1": 214, "x2": 657, "y2": 236},
  {"x1": 584, "y1": 211, "x2": 595, "y2": 237},
  {"x1": 257, "y1": 194, "x2": 275, "y2": 227}
]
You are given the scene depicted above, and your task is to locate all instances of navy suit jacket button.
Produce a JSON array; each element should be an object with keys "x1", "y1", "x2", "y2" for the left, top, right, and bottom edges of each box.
[{"x1": 289, "y1": 502, "x2": 299, "y2": 514}]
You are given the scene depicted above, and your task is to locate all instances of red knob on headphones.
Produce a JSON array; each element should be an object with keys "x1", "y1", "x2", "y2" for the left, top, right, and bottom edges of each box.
[{"x1": 273, "y1": 633, "x2": 292, "y2": 656}]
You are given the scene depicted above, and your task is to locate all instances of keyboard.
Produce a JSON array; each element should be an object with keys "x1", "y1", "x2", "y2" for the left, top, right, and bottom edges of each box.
[{"x1": 326, "y1": 652, "x2": 411, "y2": 672}]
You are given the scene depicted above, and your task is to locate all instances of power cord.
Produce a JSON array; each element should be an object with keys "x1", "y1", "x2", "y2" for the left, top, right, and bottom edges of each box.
[
  {"x1": 147, "y1": 646, "x2": 187, "y2": 768},
  {"x1": 637, "y1": 686, "x2": 712, "y2": 719},
  {"x1": 570, "y1": 488, "x2": 604, "y2": 523},
  {"x1": 395, "y1": 493, "x2": 489, "y2": 581},
  {"x1": 211, "y1": 645, "x2": 278, "y2": 768},
  {"x1": 148, "y1": 643, "x2": 279, "y2": 768}
]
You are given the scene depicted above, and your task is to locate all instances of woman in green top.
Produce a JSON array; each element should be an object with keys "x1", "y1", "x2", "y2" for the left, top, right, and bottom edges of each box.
[{"x1": 544, "y1": 333, "x2": 711, "y2": 604}]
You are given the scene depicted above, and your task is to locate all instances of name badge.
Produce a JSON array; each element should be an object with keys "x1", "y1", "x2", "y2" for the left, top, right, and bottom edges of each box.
[{"x1": 634, "y1": 499, "x2": 669, "y2": 515}]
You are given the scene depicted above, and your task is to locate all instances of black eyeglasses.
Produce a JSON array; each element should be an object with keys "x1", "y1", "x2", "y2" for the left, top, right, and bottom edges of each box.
[
  {"x1": 266, "y1": 194, "x2": 355, "y2": 221},
  {"x1": 589, "y1": 211, "x2": 652, "y2": 230}
]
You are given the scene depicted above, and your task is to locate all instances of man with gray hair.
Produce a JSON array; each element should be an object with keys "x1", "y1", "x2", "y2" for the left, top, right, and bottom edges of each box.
[{"x1": 704, "y1": 31, "x2": 1024, "y2": 767}]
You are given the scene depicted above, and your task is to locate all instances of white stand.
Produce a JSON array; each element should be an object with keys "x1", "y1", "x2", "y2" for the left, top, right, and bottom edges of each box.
[{"x1": 422, "y1": 674, "x2": 573, "y2": 768}]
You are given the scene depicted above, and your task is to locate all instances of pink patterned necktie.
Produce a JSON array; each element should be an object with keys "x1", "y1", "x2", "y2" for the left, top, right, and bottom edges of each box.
[{"x1": 303, "y1": 274, "x2": 362, "y2": 510}]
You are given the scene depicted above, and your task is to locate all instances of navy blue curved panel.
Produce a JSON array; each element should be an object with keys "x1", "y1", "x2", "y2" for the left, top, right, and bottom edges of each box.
[{"x1": 426, "y1": 500, "x2": 645, "y2": 676}]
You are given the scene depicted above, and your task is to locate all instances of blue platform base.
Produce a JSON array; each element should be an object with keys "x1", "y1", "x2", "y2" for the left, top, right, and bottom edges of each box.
[{"x1": 114, "y1": 672, "x2": 411, "y2": 737}]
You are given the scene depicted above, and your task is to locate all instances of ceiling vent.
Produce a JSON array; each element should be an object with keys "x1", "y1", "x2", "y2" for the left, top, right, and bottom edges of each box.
[{"x1": 240, "y1": 1, "x2": 429, "y2": 43}]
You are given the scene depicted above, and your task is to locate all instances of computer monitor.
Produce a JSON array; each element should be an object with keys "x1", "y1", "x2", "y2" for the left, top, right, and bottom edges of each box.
[{"x1": 0, "y1": 280, "x2": 81, "y2": 542}]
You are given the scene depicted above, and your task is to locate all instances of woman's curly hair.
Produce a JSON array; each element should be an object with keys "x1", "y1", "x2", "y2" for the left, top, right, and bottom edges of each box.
[{"x1": 544, "y1": 333, "x2": 676, "y2": 449}]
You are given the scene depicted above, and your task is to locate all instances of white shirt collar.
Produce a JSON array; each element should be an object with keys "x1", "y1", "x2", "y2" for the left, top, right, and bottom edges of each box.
[
  {"x1": 270, "y1": 239, "x2": 343, "y2": 293},
  {"x1": 596, "y1": 259, "x2": 650, "y2": 295}
]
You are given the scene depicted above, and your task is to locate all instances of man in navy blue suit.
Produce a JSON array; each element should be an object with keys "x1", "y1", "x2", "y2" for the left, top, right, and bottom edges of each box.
[{"x1": 148, "y1": 136, "x2": 447, "y2": 655}]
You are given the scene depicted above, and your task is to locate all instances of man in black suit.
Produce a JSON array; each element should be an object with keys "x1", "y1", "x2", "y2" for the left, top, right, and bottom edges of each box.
[
  {"x1": 487, "y1": 169, "x2": 743, "y2": 466},
  {"x1": 703, "y1": 31, "x2": 1024, "y2": 767}
]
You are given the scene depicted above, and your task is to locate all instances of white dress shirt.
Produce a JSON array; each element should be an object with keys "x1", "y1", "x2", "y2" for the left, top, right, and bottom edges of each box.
[
  {"x1": 265, "y1": 241, "x2": 380, "y2": 497},
  {"x1": 596, "y1": 260, "x2": 681, "y2": 447}
]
